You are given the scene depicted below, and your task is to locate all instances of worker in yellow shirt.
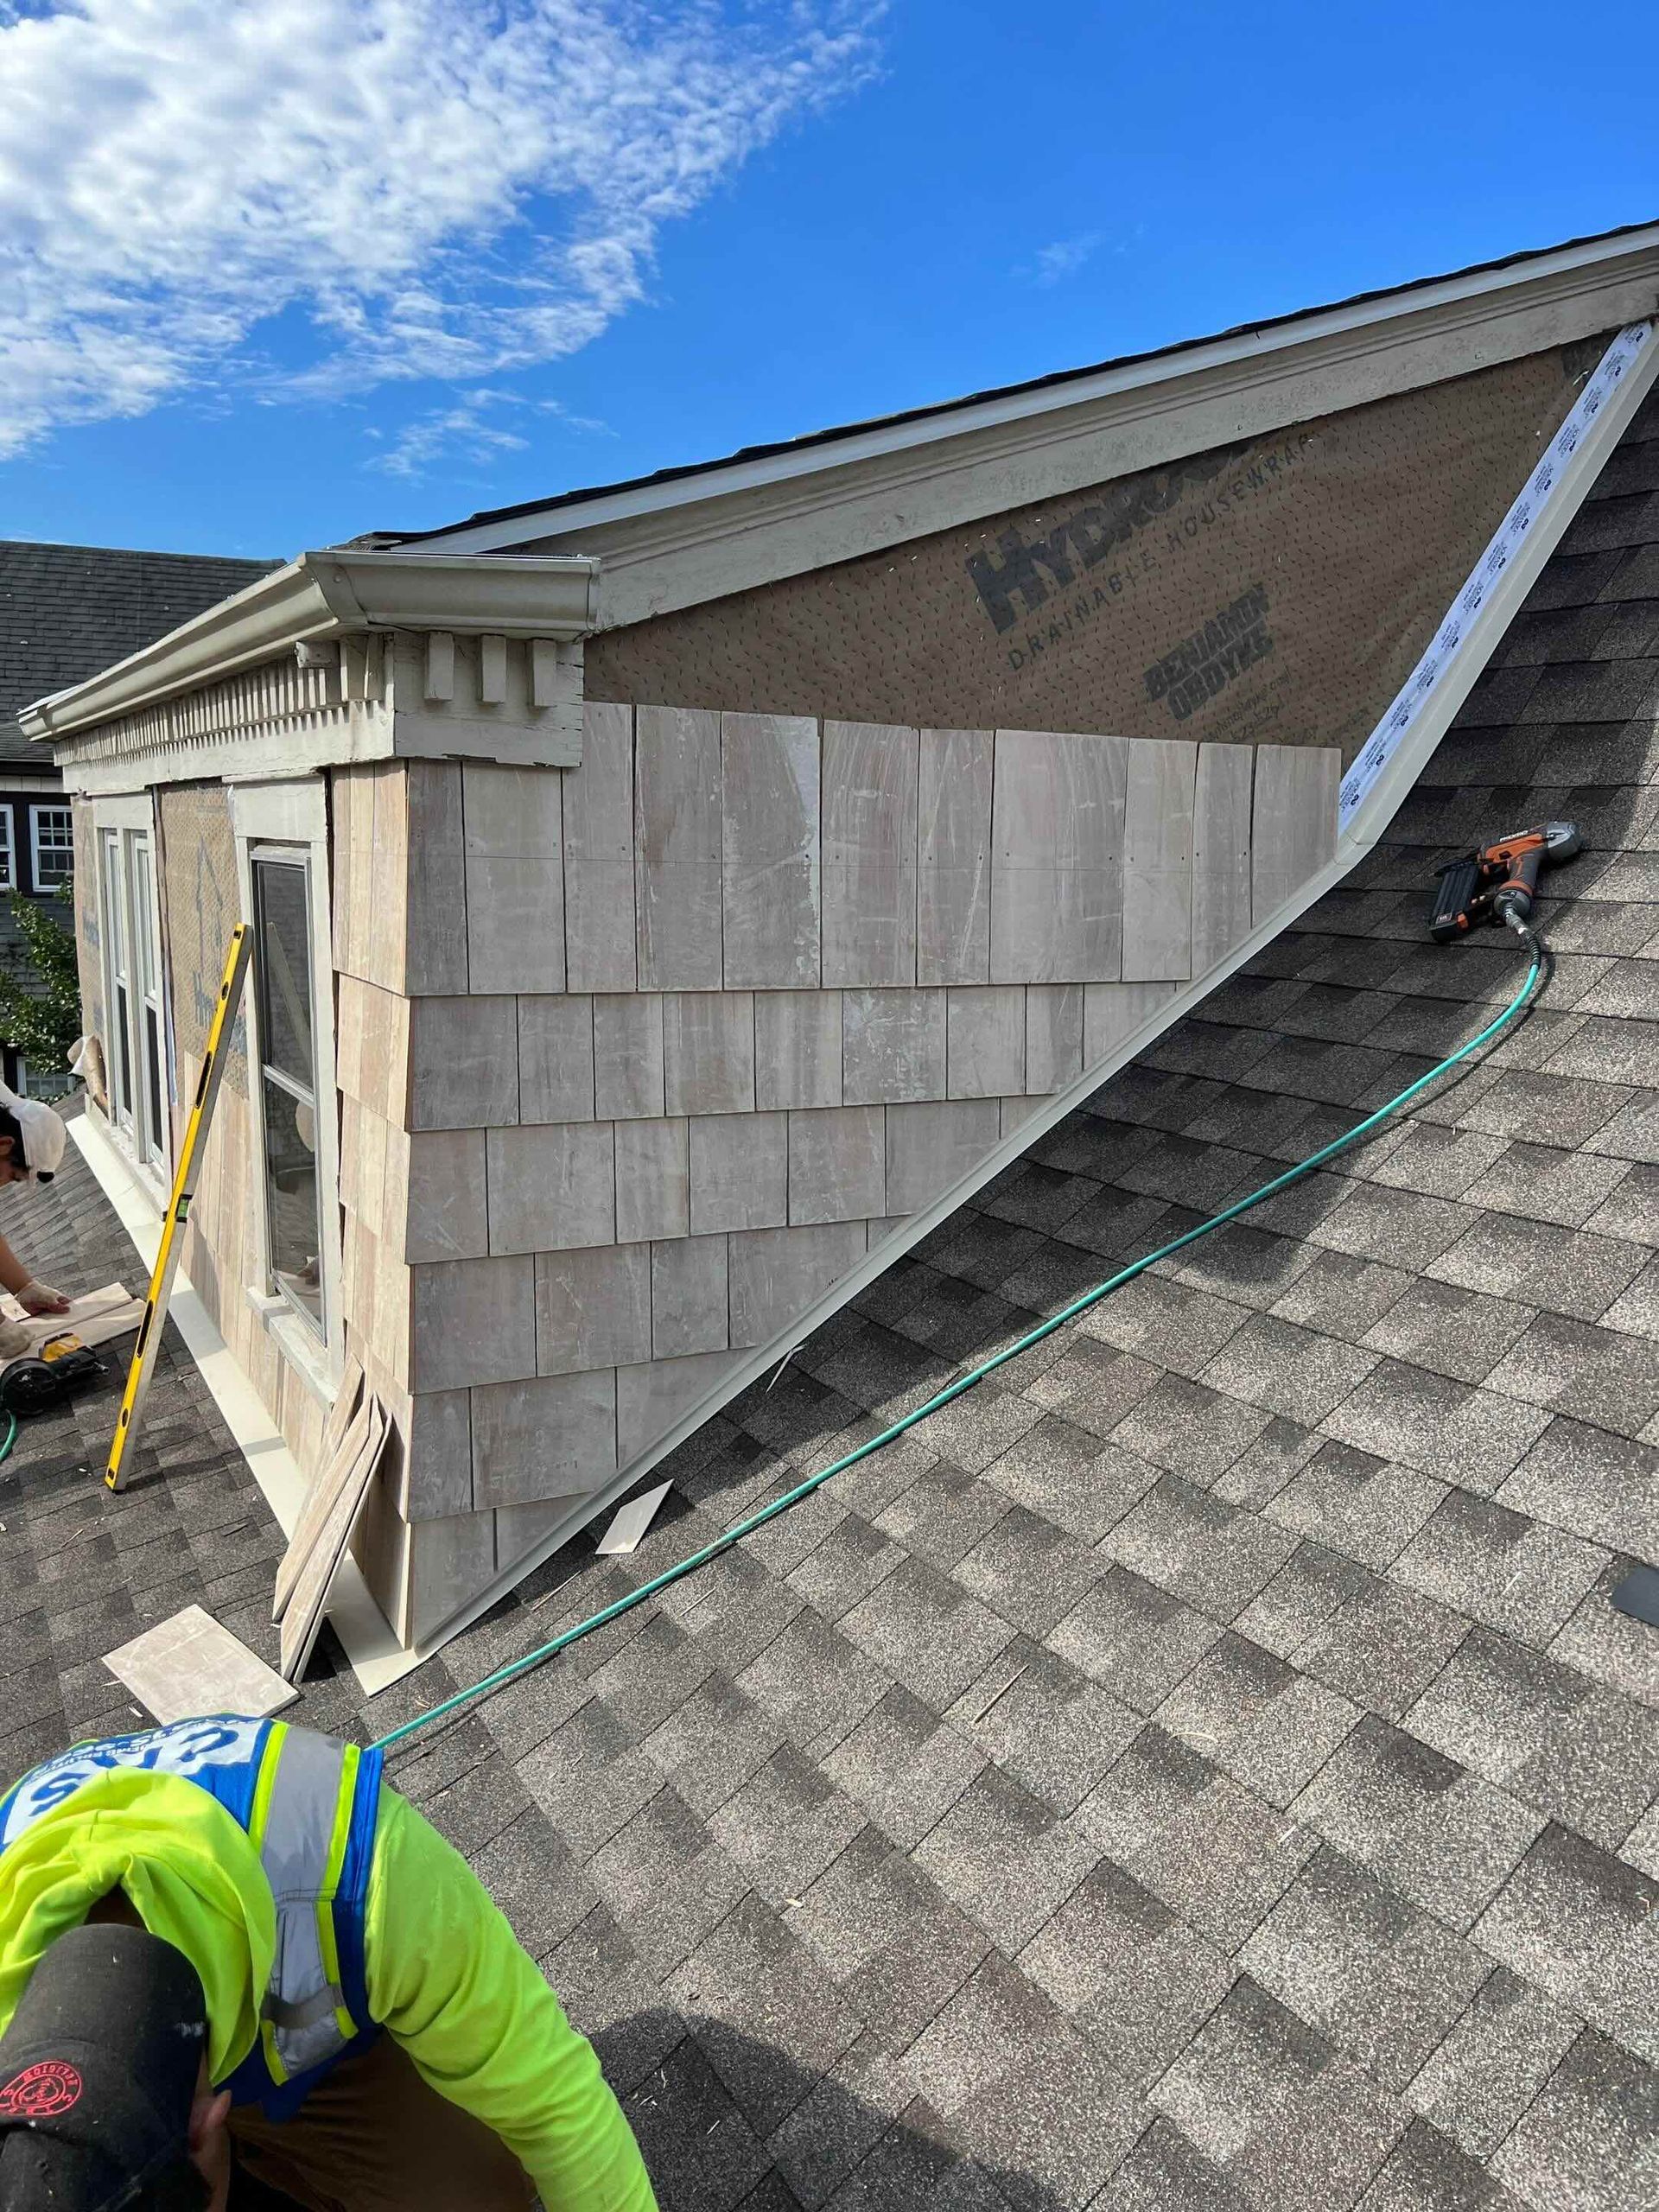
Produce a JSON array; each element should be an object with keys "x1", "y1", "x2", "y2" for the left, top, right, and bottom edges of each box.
[{"x1": 0, "y1": 1715, "x2": 658, "y2": 2210}]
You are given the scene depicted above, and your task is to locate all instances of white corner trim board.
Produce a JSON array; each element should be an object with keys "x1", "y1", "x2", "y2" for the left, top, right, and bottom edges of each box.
[
  {"x1": 414, "y1": 315, "x2": 1659, "y2": 1662},
  {"x1": 1339, "y1": 321, "x2": 1656, "y2": 831},
  {"x1": 68, "y1": 1114, "x2": 420, "y2": 1697}
]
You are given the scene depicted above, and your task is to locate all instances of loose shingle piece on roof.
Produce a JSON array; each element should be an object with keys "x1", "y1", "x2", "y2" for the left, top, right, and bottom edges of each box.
[
  {"x1": 3, "y1": 394, "x2": 1658, "y2": 2209},
  {"x1": 0, "y1": 540, "x2": 280, "y2": 766}
]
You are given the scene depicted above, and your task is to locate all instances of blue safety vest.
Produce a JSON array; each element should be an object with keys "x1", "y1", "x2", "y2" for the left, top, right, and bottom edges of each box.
[{"x1": 0, "y1": 1714, "x2": 384, "y2": 2118}]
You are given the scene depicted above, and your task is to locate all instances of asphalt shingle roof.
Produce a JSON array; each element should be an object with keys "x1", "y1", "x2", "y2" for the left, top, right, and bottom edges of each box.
[
  {"x1": 0, "y1": 540, "x2": 280, "y2": 768},
  {"x1": 3, "y1": 386, "x2": 1657, "y2": 2211}
]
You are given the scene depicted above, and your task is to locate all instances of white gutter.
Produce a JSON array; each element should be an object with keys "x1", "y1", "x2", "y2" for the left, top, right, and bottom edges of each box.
[
  {"x1": 21, "y1": 548, "x2": 598, "y2": 745},
  {"x1": 408, "y1": 224, "x2": 1659, "y2": 556}
]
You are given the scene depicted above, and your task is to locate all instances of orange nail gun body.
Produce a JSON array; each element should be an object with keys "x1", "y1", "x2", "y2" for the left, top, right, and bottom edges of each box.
[{"x1": 1429, "y1": 820, "x2": 1582, "y2": 943}]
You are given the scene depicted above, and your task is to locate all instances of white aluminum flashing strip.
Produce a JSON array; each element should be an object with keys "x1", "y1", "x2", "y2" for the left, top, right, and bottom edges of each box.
[
  {"x1": 1340, "y1": 321, "x2": 1654, "y2": 828},
  {"x1": 69, "y1": 1114, "x2": 421, "y2": 1697},
  {"x1": 414, "y1": 316, "x2": 1659, "y2": 1663},
  {"x1": 22, "y1": 549, "x2": 599, "y2": 747}
]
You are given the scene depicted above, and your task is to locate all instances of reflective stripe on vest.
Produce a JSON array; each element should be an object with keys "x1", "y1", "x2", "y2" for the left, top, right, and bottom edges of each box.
[{"x1": 251, "y1": 1725, "x2": 364, "y2": 2085}]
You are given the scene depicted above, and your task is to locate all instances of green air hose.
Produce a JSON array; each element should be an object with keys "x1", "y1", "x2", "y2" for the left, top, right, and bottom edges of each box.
[
  {"x1": 0, "y1": 1409, "x2": 15, "y2": 1466},
  {"x1": 372, "y1": 941, "x2": 1548, "y2": 1755}
]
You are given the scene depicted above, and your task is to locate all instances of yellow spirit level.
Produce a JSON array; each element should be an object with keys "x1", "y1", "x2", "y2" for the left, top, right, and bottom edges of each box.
[{"x1": 105, "y1": 925, "x2": 253, "y2": 1493}]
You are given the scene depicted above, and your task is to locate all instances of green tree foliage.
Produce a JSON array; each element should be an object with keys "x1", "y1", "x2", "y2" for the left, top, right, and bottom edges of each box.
[{"x1": 0, "y1": 886, "x2": 82, "y2": 1078}]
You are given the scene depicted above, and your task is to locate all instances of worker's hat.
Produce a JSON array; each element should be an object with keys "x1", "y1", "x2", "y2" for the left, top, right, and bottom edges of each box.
[
  {"x1": 0, "y1": 1924, "x2": 207, "y2": 2209},
  {"x1": 0, "y1": 1084, "x2": 66, "y2": 1185}
]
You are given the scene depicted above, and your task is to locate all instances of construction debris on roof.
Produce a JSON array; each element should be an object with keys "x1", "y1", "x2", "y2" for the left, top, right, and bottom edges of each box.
[{"x1": 4, "y1": 404, "x2": 1657, "y2": 2212}]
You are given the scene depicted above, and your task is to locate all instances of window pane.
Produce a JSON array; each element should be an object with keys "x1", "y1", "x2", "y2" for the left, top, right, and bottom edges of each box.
[
  {"x1": 102, "y1": 839, "x2": 126, "y2": 975},
  {"x1": 253, "y1": 859, "x2": 314, "y2": 1088},
  {"x1": 262, "y1": 1076, "x2": 323, "y2": 1327},
  {"x1": 113, "y1": 986, "x2": 133, "y2": 1115},
  {"x1": 131, "y1": 839, "x2": 157, "y2": 997},
  {"x1": 144, "y1": 1007, "x2": 164, "y2": 1162},
  {"x1": 0, "y1": 810, "x2": 12, "y2": 890}
]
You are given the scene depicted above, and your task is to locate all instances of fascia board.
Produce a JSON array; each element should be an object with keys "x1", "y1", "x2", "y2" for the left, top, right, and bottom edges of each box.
[
  {"x1": 21, "y1": 549, "x2": 598, "y2": 746},
  {"x1": 405, "y1": 228, "x2": 1659, "y2": 629}
]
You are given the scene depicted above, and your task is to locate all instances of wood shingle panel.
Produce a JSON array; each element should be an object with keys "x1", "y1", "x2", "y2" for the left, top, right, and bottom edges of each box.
[
  {"x1": 990, "y1": 728, "x2": 1128, "y2": 983},
  {"x1": 635, "y1": 703, "x2": 724, "y2": 988},
  {"x1": 534, "y1": 1244, "x2": 653, "y2": 1376},
  {"x1": 918, "y1": 727, "x2": 995, "y2": 986},
  {"x1": 1252, "y1": 745, "x2": 1340, "y2": 924},
  {"x1": 821, "y1": 720, "x2": 919, "y2": 987},
  {"x1": 721, "y1": 711, "x2": 821, "y2": 988},
  {"x1": 486, "y1": 1122, "x2": 617, "y2": 1253},
  {"x1": 1192, "y1": 743, "x2": 1256, "y2": 976},
  {"x1": 1123, "y1": 738, "x2": 1198, "y2": 983},
  {"x1": 563, "y1": 701, "x2": 638, "y2": 992},
  {"x1": 756, "y1": 989, "x2": 844, "y2": 1111},
  {"x1": 461, "y1": 761, "x2": 566, "y2": 994}
]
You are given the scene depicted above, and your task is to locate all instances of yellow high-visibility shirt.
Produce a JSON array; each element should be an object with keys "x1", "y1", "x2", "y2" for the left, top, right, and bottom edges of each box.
[{"x1": 0, "y1": 1769, "x2": 657, "y2": 2211}]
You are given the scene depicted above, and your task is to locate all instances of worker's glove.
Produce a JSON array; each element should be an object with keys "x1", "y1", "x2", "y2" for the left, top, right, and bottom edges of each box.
[
  {"x1": 17, "y1": 1280, "x2": 70, "y2": 1316},
  {"x1": 0, "y1": 1316, "x2": 30, "y2": 1359}
]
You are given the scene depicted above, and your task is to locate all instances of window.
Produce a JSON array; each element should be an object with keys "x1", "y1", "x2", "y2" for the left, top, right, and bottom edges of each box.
[
  {"x1": 232, "y1": 778, "x2": 342, "y2": 1389},
  {"x1": 251, "y1": 849, "x2": 325, "y2": 1334},
  {"x1": 97, "y1": 820, "x2": 169, "y2": 1173},
  {"x1": 100, "y1": 830, "x2": 133, "y2": 1135},
  {"x1": 0, "y1": 808, "x2": 13, "y2": 892},
  {"x1": 31, "y1": 804, "x2": 73, "y2": 894}
]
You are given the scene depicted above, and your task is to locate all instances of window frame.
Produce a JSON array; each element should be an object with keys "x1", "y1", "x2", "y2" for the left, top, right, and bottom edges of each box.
[
  {"x1": 232, "y1": 779, "x2": 344, "y2": 1399},
  {"x1": 250, "y1": 843, "x2": 327, "y2": 1339},
  {"x1": 0, "y1": 806, "x2": 14, "y2": 893},
  {"x1": 30, "y1": 802, "x2": 73, "y2": 895},
  {"x1": 91, "y1": 796, "x2": 173, "y2": 1197}
]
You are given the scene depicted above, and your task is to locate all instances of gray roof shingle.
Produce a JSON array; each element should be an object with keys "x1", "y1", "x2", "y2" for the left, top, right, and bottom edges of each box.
[
  {"x1": 3, "y1": 387, "x2": 1658, "y2": 2209},
  {"x1": 0, "y1": 539, "x2": 280, "y2": 768}
]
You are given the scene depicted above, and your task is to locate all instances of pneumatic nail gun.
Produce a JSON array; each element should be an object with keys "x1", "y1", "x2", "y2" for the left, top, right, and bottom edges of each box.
[{"x1": 1428, "y1": 820, "x2": 1583, "y2": 943}]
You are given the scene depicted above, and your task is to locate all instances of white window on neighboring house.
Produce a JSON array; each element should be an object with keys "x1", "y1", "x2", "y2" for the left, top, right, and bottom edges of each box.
[
  {"x1": 31, "y1": 804, "x2": 73, "y2": 894},
  {"x1": 0, "y1": 808, "x2": 14, "y2": 892}
]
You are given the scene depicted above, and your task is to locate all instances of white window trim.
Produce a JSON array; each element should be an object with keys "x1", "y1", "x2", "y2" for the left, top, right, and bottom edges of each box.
[
  {"x1": 87, "y1": 793, "x2": 172, "y2": 1208},
  {"x1": 232, "y1": 778, "x2": 345, "y2": 1402},
  {"x1": 0, "y1": 805, "x2": 14, "y2": 893},
  {"x1": 30, "y1": 801, "x2": 73, "y2": 895}
]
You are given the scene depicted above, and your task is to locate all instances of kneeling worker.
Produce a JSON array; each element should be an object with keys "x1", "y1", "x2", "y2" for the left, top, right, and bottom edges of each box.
[
  {"x1": 0, "y1": 1714, "x2": 658, "y2": 2209},
  {"x1": 0, "y1": 1084, "x2": 72, "y2": 1359}
]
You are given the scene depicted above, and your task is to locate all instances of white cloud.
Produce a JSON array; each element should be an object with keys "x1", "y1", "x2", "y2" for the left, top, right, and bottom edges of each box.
[
  {"x1": 0, "y1": 0, "x2": 879, "y2": 458},
  {"x1": 368, "y1": 385, "x2": 612, "y2": 479},
  {"x1": 1030, "y1": 232, "x2": 1102, "y2": 287}
]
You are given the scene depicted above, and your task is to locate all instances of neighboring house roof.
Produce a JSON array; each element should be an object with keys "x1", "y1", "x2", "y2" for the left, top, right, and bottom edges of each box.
[
  {"x1": 0, "y1": 540, "x2": 281, "y2": 767},
  {"x1": 7, "y1": 387, "x2": 1656, "y2": 2209}
]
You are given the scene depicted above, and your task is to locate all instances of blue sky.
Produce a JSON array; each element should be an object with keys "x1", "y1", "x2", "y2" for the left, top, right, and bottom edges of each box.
[{"x1": 2, "y1": 0, "x2": 1656, "y2": 561}]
